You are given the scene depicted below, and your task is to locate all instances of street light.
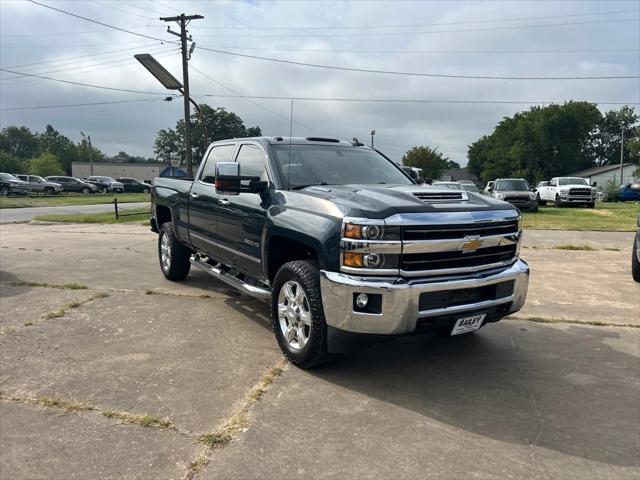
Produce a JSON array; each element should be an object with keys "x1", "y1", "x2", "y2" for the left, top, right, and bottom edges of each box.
[
  {"x1": 135, "y1": 53, "x2": 208, "y2": 177},
  {"x1": 370, "y1": 129, "x2": 376, "y2": 148},
  {"x1": 80, "y1": 131, "x2": 93, "y2": 176}
]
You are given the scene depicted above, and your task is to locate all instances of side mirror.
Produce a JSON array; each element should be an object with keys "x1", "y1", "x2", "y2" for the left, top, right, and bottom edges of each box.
[
  {"x1": 488, "y1": 187, "x2": 493, "y2": 193},
  {"x1": 629, "y1": 183, "x2": 640, "y2": 193},
  {"x1": 591, "y1": 181, "x2": 598, "y2": 187},
  {"x1": 214, "y1": 162, "x2": 241, "y2": 195},
  {"x1": 532, "y1": 188, "x2": 537, "y2": 192}
]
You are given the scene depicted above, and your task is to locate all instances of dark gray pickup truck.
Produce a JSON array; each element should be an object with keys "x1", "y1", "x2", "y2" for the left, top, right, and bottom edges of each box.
[{"x1": 151, "y1": 137, "x2": 529, "y2": 368}]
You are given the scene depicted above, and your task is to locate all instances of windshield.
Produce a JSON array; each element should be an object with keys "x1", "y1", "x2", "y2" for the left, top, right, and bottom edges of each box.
[
  {"x1": 558, "y1": 177, "x2": 588, "y2": 186},
  {"x1": 461, "y1": 183, "x2": 479, "y2": 193},
  {"x1": 0, "y1": 173, "x2": 18, "y2": 181},
  {"x1": 495, "y1": 179, "x2": 530, "y2": 191},
  {"x1": 273, "y1": 145, "x2": 412, "y2": 189},
  {"x1": 98, "y1": 176, "x2": 115, "y2": 182}
]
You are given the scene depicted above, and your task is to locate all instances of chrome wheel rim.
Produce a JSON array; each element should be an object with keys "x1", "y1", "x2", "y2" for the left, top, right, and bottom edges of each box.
[
  {"x1": 278, "y1": 281, "x2": 311, "y2": 351},
  {"x1": 160, "y1": 232, "x2": 171, "y2": 272}
]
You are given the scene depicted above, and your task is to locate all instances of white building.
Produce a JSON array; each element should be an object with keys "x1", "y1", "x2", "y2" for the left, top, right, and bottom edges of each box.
[
  {"x1": 71, "y1": 162, "x2": 186, "y2": 183},
  {"x1": 570, "y1": 163, "x2": 638, "y2": 187}
]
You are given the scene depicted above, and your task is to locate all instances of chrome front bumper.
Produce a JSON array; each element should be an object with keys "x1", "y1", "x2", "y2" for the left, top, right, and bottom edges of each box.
[{"x1": 320, "y1": 259, "x2": 529, "y2": 334}]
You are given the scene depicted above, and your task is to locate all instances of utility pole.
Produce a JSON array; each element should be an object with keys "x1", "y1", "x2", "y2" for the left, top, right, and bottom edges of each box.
[
  {"x1": 620, "y1": 128, "x2": 624, "y2": 186},
  {"x1": 370, "y1": 129, "x2": 375, "y2": 148},
  {"x1": 161, "y1": 13, "x2": 204, "y2": 178},
  {"x1": 81, "y1": 132, "x2": 93, "y2": 176}
]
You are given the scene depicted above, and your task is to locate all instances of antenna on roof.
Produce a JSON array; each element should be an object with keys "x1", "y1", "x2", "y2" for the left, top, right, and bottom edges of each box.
[{"x1": 288, "y1": 99, "x2": 294, "y2": 189}]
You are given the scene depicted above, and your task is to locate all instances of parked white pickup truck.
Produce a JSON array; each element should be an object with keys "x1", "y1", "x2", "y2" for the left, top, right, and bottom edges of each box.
[{"x1": 536, "y1": 177, "x2": 596, "y2": 208}]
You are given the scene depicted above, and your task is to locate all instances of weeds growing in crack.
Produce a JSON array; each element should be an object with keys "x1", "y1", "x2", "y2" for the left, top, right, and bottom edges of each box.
[{"x1": 102, "y1": 410, "x2": 173, "y2": 430}]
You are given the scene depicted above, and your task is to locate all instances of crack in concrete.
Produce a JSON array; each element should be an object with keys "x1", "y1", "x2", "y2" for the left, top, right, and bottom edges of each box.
[
  {"x1": 507, "y1": 316, "x2": 639, "y2": 329},
  {"x1": 181, "y1": 358, "x2": 288, "y2": 480},
  {"x1": 528, "y1": 391, "x2": 550, "y2": 480}
]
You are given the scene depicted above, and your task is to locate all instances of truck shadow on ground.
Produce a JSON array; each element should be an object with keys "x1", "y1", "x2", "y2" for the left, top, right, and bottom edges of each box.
[{"x1": 310, "y1": 321, "x2": 639, "y2": 468}]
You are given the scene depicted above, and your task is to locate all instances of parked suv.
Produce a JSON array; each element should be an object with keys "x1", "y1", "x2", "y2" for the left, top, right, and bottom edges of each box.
[
  {"x1": 115, "y1": 177, "x2": 151, "y2": 193},
  {"x1": 488, "y1": 178, "x2": 538, "y2": 212},
  {"x1": 86, "y1": 176, "x2": 124, "y2": 193},
  {"x1": 151, "y1": 136, "x2": 529, "y2": 368},
  {"x1": 45, "y1": 176, "x2": 98, "y2": 193},
  {"x1": 0, "y1": 172, "x2": 30, "y2": 196},
  {"x1": 14, "y1": 174, "x2": 63, "y2": 194}
]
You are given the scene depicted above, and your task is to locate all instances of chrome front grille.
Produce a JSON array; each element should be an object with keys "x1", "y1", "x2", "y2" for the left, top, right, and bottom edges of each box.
[
  {"x1": 403, "y1": 220, "x2": 519, "y2": 241},
  {"x1": 402, "y1": 245, "x2": 518, "y2": 272},
  {"x1": 503, "y1": 196, "x2": 529, "y2": 203}
]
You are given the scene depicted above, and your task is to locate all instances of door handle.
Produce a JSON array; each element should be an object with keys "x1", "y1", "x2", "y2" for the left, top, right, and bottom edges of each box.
[
  {"x1": 219, "y1": 198, "x2": 230, "y2": 206},
  {"x1": 190, "y1": 193, "x2": 199, "y2": 199}
]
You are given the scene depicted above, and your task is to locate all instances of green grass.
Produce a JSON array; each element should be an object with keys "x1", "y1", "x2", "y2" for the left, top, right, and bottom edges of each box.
[
  {"x1": 522, "y1": 202, "x2": 639, "y2": 231},
  {"x1": 34, "y1": 210, "x2": 149, "y2": 224},
  {"x1": 0, "y1": 192, "x2": 149, "y2": 209}
]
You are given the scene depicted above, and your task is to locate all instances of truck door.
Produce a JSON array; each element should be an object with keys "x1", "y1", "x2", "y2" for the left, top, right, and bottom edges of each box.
[
  {"x1": 188, "y1": 143, "x2": 237, "y2": 257},
  {"x1": 216, "y1": 142, "x2": 270, "y2": 278}
]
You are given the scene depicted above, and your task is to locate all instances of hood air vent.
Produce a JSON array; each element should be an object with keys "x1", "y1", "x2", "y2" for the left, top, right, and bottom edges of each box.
[{"x1": 412, "y1": 190, "x2": 467, "y2": 202}]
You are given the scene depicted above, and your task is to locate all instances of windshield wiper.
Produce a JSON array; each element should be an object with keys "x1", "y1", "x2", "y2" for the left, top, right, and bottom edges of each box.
[{"x1": 291, "y1": 182, "x2": 329, "y2": 190}]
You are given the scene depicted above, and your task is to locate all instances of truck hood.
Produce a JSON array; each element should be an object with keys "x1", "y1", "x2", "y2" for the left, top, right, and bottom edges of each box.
[{"x1": 296, "y1": 184, "x2": 514, "y2": 219}]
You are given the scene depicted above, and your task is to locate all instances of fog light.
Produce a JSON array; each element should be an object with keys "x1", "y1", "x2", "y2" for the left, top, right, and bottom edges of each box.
[{"x1": 355, "y1": 293, "x2": 369, "y2": 308}]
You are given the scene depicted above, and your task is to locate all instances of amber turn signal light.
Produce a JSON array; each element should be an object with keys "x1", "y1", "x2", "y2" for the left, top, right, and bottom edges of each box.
[
  {"x1": 344, "y1": 223, "x2": 362, "y2": 239},
  {"x1": 343, "y1": 252, "x2": 364, "y2": 267}
]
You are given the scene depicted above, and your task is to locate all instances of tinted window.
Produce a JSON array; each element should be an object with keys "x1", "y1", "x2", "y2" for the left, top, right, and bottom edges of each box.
[
  {"x1": 236, "y1": 144, "x2": 267, "y2": 182},
  {"x1": 495, "y1": 179, "x2": 530, "y2": 191},
  {"x1": 200, "y1": 144, "x2": 236, "y2": 183}
]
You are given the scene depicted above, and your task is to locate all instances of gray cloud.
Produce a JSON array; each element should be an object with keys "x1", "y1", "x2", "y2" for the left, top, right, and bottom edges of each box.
[{"x1": 1, "y1": 0, "x2": 638, "y2": 164}]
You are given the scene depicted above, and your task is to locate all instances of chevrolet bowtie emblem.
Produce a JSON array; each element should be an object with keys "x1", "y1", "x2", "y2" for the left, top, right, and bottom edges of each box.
[{"x1": 461, "y1": 236, "x2": 482, "y2": 253}]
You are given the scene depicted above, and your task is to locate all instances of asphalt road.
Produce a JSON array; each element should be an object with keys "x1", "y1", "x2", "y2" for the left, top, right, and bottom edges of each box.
[
  {"x1": 0, "y1": 223, "x2": 638, "y2": 479},
  {"x1": 0, "y1": 202, "x2": 149, "y2": 223}
]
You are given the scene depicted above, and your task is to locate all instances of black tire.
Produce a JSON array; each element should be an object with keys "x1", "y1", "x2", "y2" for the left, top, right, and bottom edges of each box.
[
  {"x1": 538, "y1": 199, "x2": 547, "y2": 206},
  {"x1": 555, "y1": 194, "x2": 562, "y2": 208},
  {"x1": 158, "y1": 222, "x2": 191, "y2": 281},
  {"x1": 100, "y1": 187, "x2": 108, "y2": 194},
  {"x1": 81, "y1": 187, "x2": 90, "y2": 194},
  {"x1": 271, "y1": 261, "x2": 330, "y2": 369},
  {"x1": 44, "y1": 187, "x2": 54, "y2": 195},
  {"x1": 530, "y1": 204, "x2": 538, "y2": 213},
  {"x1": 0, "y1": 186, "x2": 8, "y2": 196},
  {"x1": 632, "y1": 236, "x2": 640, "y2": 283},
  {"x1": 588, "y1": 202, "x2": 595, "y2": 209}
]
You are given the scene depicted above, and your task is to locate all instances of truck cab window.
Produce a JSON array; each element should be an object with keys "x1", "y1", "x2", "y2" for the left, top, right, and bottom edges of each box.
[
  {"x1": 236, "y1": 144, "x2": 267, "y2": 182},
  {"x1": 200, "y1": 144, "x2": 236, "y2": 184}
]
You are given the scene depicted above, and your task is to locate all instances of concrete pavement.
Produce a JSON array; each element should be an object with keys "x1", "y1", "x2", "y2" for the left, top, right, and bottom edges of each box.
[
  {"x1": 0, "y1": 223, "x2": 638, "y2": 479},
  {"x1": 0, "y1": 202, "x2": 149, "y2": 223}
]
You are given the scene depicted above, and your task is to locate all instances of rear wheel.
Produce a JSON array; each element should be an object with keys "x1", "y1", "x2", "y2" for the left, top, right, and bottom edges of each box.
[
  {"x1": 158, "y1": 222, "x2": 191, "y2": 281},
  {"x1": 44, "y1": 187, "x2": 54, "y2": 195},
  {"x1": 554, "y1": 194, "x2": 562, "y2": 208},
  {"x1": 0, "y1": 186, "x2": 9, "y2": 196},
  {"x1": 81, "y1": 187, "x2": 90, "y2": 194},
  {"x1": 632, "y1": 237, "x2": 640, "y2": 283},
  {"x1": 271, "y1": 261, "x2": 330, "y2": 369}
]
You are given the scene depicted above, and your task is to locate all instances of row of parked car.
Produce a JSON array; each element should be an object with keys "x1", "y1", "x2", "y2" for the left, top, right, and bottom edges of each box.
[{"x1": 0, "y1": 173, "x2": 151, "y2": 196}]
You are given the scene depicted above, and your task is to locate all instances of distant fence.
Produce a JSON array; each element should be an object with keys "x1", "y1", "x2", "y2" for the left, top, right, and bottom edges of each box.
[{"x1": 113, "y1": 198, "x2": 151, "y2": 219}]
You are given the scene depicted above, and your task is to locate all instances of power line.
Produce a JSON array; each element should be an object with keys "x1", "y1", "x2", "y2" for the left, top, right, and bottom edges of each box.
[
  {"x1": 196, "y1": 46, "x2": 640, "y2": 80},
  {"x1": 197, "y1": 92, "x2": 639, "y2": 106},
  {"x1": 190, "y1": 9, "x2": 639, "y2": 30},
  {"x1": 1, "y1": 47, "x2": 176, "y2": 82},
  {"x1": 90, "y1": 0, "x2": 156, "y2": 20},
  {"x1": 25, "y1": 0, "x2": 169, "y2": 43},
  {"x1": 191, "y1": 18, "x2": 638, "y2": 38},
  {"x1": 1, "y1": 97, "x2": 174, "y2": 111},
  {"x1": 0, "y1": 67, "x2": 166, "y2": 95},
  {"x1": 1, "y1": 43, "x2": 164, "y2": 69},
  {"x1": 196, "y1": 45, "x2": 639, "y2": 56}
]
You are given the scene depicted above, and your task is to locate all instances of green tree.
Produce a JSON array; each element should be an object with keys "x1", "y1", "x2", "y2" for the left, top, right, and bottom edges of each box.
[
  {"x1": 154, "y1": 105, "x2": 262, "y2": 163},
  {"x1": 0, "y1": 126, "x2": 39, "y2": 159},
  {"x1": 402, "y1": 146, "x2": 449, "y2": 180},
  {"x1": 467, "y1": 101, "x2": 602, "y2": 183},
  {"x1": 585, "y1": 106, "x2": 639, "y2": 166},
  {"x1": 28, "y1": 153, "x2": 64, "y2": 177},
  {"x1": 0, "y1": 151, "x2": 24, "y2": 173},
  {"x1": 37, "y1": 125, "x2": 78, "y2": 174}
]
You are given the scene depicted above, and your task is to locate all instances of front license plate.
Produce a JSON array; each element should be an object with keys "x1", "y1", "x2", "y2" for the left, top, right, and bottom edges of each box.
[{"x1": 451, "y1": 313, "x2": 486, "y2": 336}]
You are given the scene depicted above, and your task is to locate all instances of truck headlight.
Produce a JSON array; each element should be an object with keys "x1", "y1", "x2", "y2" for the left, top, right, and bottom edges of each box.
[
  {"x1": 342, "y1": 252, "x2": 399, "y2": 269},
  {"x1": 343, "y1": 221, "x2": 399, "y2": 240}
]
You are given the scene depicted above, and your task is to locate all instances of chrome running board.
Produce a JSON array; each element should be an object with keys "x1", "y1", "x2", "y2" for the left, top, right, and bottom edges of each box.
[{"x1": 190, "y1": 255, "x2": 271, "y2": 301}]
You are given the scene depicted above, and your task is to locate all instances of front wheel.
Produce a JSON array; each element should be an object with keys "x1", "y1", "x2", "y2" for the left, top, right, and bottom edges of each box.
[
  {"x1": 0, "y1": 186, "x2": 8, "y2": 196},
  {"x1": 81, "y1": 187, "x2": 90, "y2": 194},
  {"x1": 271, "y1": 261, "x2": 329, "y2": 369},
  {"x1": 555, "y1": 194, "x2": 562, "y2": 208},
  {"x1": 158, "y1": 222, "x2": 191, "y2": 281},
  {"x1": 44, "y1": 187, "x2": 54, "y2": 195}
]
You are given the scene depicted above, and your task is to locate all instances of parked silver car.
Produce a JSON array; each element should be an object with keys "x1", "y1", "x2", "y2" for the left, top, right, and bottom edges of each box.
[
  {"x1": 0, "y1": 172, "x2": 30, "y2": 196},
  {"x1": 14, "y1": 174, "x2": 63, "y2": 194}
]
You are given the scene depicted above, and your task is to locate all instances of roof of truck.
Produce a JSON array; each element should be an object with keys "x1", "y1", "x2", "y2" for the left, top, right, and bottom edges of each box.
[{"x1": 214, "y1": 136, "x2": 367, "y2": 147}]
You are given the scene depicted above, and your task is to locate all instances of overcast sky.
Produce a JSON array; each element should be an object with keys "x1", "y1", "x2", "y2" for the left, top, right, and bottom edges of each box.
[{"x1": 1, "y1": 0, "x2": 638, "y2": 165}]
